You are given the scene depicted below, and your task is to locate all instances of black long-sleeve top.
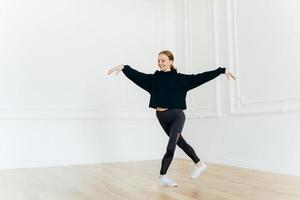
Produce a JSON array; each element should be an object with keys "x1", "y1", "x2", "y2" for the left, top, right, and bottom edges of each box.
[{"x1": 122, "y1": 65, "x2": 226, "y2": 110}]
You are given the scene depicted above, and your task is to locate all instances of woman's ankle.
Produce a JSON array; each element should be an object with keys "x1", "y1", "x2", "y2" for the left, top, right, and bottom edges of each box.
[{"x1": 195, "y1": 161, "x2": 202, "y2": 167}]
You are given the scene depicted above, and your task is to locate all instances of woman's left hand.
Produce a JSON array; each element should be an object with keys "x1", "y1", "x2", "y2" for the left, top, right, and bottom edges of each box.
[{"x1": 225, "y1": 68, "x2": 236, "y2": 80}]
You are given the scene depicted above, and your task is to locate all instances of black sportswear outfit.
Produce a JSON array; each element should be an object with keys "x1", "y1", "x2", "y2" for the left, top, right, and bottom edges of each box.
[
  {"x1": 122, "y1": 65, "x2": 226, "y2": 175},
  {"x1": 122, "y1": 65, "x2": 226, "y2": 110}
]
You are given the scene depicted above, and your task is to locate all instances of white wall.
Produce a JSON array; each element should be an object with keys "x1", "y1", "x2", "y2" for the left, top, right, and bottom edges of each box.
[
  {"x1": 1, "y1": 0, "x2": 299, "y2": 176},
  {"x1": 176, "y1": 0, "x2": 300, "y2": 176},
  {"x1": 0, "y1": 0, "x2": 175, "y2": 169}
]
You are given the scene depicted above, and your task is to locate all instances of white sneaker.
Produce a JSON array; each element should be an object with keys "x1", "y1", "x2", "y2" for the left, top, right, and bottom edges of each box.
[
  {"x1": 159, "y1": 175, "x2": 178, "y2": 187},
  {"x1": 191, "y1": 163, "x2": 207, "y2": 179}
]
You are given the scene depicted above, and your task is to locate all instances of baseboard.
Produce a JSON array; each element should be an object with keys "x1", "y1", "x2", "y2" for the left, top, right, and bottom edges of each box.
[
  {"x1": 209, "y1": 157, "x2": 300, "y2": 176},
  {"x1": 0, "y1": 153, "x2": 163, "y2": 170}
]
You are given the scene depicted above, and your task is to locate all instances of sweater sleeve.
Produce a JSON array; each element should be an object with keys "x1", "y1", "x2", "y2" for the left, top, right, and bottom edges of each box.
[
  {"x1": 185, "y1": 67, "x2": 226, "y2": 91},
  {"x1": 122, "y1": 65, "x2": 152, "y2": 93}
]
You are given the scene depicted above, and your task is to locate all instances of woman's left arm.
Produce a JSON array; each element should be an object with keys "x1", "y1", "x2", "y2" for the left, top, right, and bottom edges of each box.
[{"x1": 185, "y1": 67, "x2": 236, "y2": 91}]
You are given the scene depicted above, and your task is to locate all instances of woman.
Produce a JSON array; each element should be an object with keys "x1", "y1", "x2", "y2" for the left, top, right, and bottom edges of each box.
[{"x1": 107, "y1": 50, "x2": 236, "y2": 187}]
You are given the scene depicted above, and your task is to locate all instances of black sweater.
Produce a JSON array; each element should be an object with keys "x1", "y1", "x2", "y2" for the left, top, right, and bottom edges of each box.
[{"x1": 122, "y1": 65, "x2": 226, "y2": 110}]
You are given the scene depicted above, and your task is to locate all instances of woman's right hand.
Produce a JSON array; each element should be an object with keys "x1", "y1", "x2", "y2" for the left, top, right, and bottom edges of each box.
[{"x1": 107, "y1": 64, "x2": 124, "y2": 75}]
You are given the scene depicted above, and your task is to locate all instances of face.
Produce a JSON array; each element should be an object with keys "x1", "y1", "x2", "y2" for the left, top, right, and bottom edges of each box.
[{"x1": 158, "y1": 54, "x2": 173, "y2": 72}]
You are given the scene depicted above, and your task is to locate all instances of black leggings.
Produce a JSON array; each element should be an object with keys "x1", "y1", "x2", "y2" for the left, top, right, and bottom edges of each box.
[{"x1": 156, "y1": 109, "x2": 200, "y2": 175}]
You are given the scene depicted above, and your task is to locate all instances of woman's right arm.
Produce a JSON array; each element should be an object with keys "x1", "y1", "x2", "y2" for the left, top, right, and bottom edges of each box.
[{"x1": 107, "y1": 64, "x2": 152, "y2": 93}]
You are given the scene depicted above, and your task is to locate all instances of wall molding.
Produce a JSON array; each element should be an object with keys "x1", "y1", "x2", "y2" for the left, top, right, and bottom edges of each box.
[
  {"x1": 0, "y1": 107, "x2": 155, "y2": 120},
  {"x1": 227, "y1": 0, "x2": 300, "y2": 115},
  {"x1": 184, "y1": 0, "x2": 221, "y2": 119}
]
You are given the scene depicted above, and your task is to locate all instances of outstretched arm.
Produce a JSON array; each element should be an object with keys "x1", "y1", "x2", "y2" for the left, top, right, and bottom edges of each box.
[
  {"x1": 185, "y1": 67, "x2": 236, "y2": 91},
  {"x1": 107, "y1": 64, "x2": 152, "y2": 93}
]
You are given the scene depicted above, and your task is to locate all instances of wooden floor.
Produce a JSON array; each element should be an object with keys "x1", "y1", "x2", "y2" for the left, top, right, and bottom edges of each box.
[{"x1": 0, "y1": 159, "x2": 299, "y2": 200}]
